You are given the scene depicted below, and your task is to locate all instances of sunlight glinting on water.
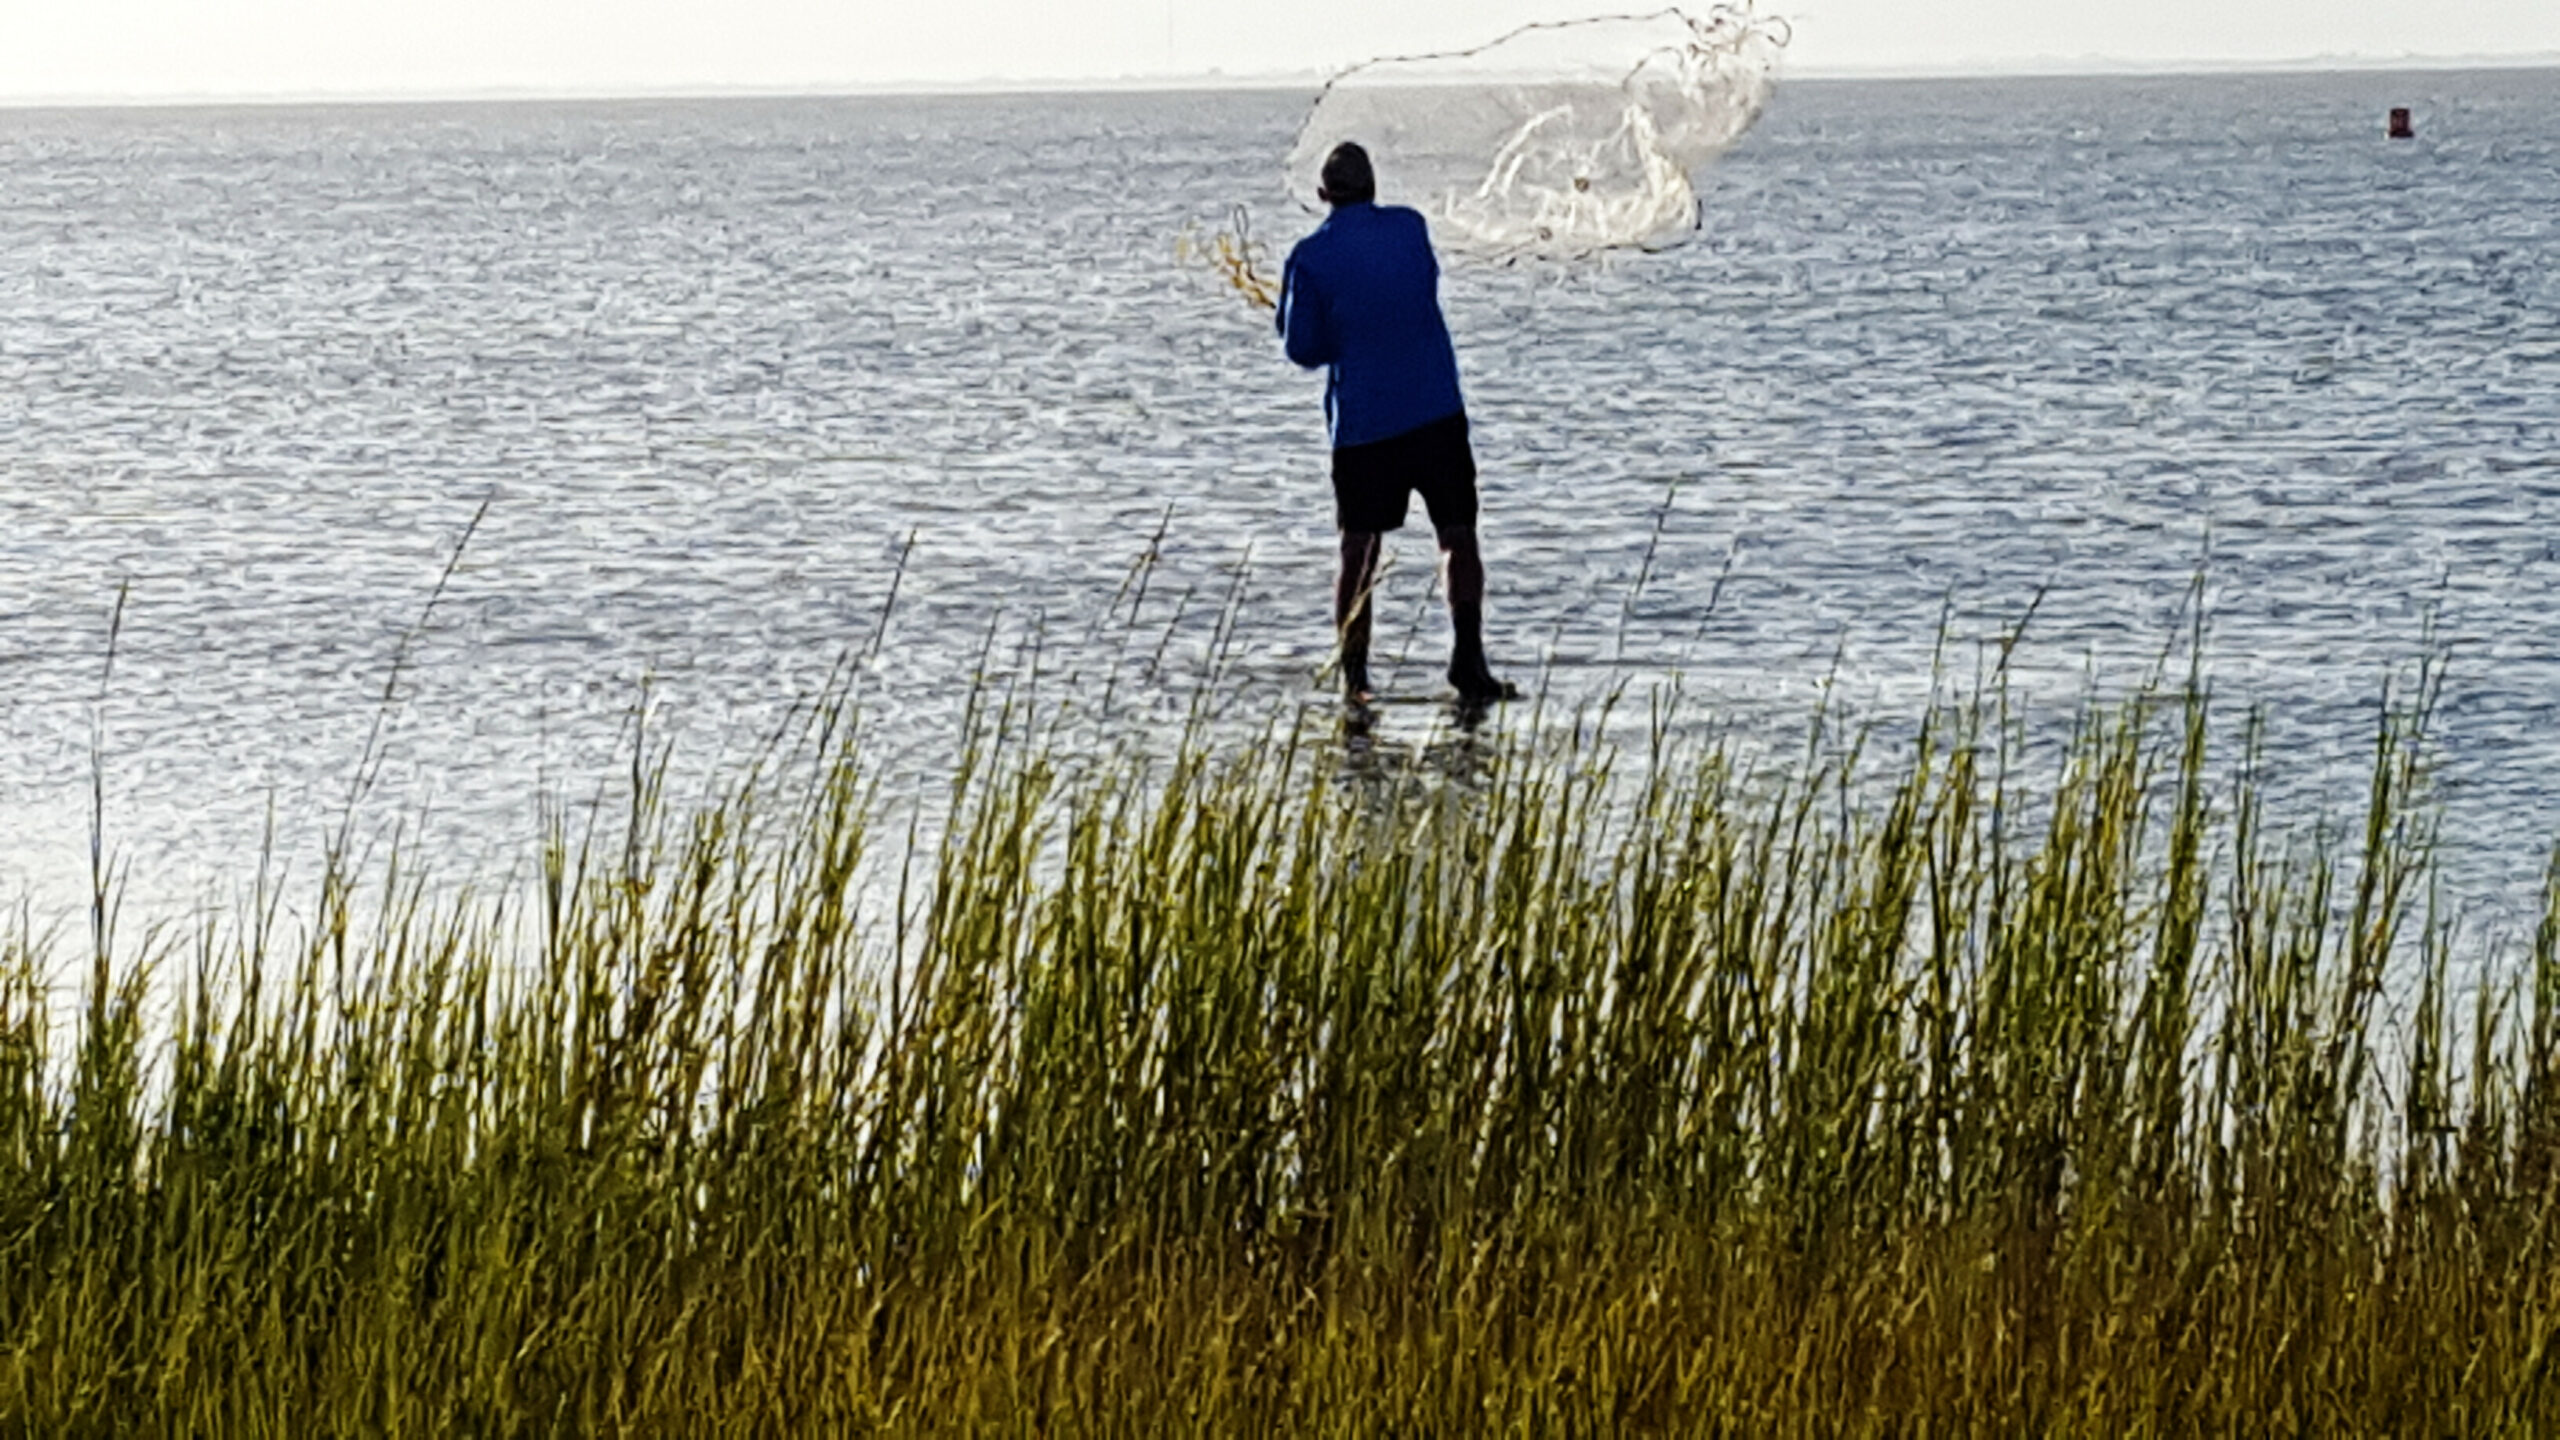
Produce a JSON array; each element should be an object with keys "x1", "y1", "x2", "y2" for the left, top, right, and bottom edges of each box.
[{"x1": 0, "y1": 73, "x2": 2554, "y2": 928}]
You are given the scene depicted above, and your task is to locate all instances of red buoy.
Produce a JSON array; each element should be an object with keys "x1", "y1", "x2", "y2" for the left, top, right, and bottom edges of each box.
[{"x1": 2388, "y1": 107, "x2": 2415, "y2": 139}]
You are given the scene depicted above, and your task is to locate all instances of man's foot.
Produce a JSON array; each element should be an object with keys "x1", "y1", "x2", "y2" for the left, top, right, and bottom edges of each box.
[
  {"x1": 1342, "y1": 657, "x2": 1375, "y2": 704},
  {"x1": 1448, "y1": 664, "x2": 1520, "y2": 703}
]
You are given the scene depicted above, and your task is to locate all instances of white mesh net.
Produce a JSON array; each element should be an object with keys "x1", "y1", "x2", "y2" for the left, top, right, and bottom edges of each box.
[{"x1": 1284, "y1": 7, "x2": 1789, "y2": 260}]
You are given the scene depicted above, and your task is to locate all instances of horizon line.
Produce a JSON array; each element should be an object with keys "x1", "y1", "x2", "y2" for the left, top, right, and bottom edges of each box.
[{"x1": 3, "y1": 50, "x2": 2554, "y2": 114}]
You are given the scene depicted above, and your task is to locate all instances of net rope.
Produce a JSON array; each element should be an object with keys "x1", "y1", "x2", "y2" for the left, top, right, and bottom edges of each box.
[{"x1": 1285, "y1": 7, "x2": 1788, "y2": 260}]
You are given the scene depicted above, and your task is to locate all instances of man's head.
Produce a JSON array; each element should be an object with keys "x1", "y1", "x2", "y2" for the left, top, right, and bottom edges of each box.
[{"x1": 1318, "y1": 142, "x2": 1376, "y2": 208}]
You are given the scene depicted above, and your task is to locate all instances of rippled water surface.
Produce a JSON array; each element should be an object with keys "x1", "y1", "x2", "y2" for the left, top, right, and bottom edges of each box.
[{"x1": 2, "y1": 71, "x2": 2556, "y2": 924}]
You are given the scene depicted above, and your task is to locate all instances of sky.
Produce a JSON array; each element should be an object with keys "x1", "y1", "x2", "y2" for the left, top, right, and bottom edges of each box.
[{"x1": 2, "y1": 0, "x2": 2556, "y2": 104}]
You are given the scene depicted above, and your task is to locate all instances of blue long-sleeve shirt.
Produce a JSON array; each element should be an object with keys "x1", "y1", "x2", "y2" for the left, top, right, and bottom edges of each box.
[{"x1": 1276, "y1": 202, "x2": 1466, "y2": 450}]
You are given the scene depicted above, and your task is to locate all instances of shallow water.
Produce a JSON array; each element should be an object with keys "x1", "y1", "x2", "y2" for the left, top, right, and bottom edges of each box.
[{"x1": 1, "y1": 71, "x2": 2555, "y2": 931}]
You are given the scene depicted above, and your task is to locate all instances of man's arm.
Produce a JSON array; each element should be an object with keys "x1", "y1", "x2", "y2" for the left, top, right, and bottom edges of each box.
[{"x1": 1278, "y1": 256, "x2": 1335, "y2": 369}]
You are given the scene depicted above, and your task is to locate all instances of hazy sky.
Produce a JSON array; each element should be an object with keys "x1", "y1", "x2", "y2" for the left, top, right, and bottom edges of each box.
[{"x1": 3, "y1": 0, "x2": 2556, "y2": 103}]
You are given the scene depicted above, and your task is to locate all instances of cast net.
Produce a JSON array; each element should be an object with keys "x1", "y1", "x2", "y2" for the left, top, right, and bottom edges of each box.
[{"x1": 1283, "y1": 7, "x2": 1788, "y2": 260}]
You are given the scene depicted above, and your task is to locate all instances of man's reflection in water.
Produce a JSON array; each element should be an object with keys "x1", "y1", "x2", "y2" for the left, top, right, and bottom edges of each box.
[{"x1": 1334, "y1": 696, "x2": 1499, "y2": 793}]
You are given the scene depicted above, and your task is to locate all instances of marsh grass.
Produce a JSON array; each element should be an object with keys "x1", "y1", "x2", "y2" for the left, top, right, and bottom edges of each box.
[{"x1": 7, "y1": 651, "x2": 2560, "y2": 1434}]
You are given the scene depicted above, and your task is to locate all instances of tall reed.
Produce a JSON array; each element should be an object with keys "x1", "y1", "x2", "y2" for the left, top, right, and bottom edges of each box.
[{"x1": 4, "y1": 659, "x2": 2558, "y2": 1434}]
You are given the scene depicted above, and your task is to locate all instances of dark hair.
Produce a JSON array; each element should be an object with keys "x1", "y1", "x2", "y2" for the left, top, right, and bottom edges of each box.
[{"x1": 1319, "y1": 142, "x2": 1376, "y2": 206}]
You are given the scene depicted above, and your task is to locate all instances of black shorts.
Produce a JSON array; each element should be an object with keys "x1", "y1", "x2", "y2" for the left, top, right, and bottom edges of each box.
[{"x1": 1331, "y1": 411, "x2": 1477, "y2": 535}]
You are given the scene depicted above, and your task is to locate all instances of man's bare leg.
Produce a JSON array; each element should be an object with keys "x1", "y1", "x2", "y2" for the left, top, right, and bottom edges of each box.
[
  {"x1": 1336, "y1": 529, "x2": 1383, "y2": 701},
  {"x1": 1438, "y1": 524, "x2": 1516, "y2": 701}
]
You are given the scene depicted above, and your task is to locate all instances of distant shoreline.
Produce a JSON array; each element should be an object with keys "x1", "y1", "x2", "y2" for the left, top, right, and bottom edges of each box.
[{"x1": 3, "y1": 53, "x2": 2556, "y2": 115}]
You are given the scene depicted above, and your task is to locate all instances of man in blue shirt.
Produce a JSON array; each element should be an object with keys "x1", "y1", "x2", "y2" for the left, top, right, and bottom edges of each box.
[{"x1": 1279, "y1": 142, "x2": 1516, "y2": 705}]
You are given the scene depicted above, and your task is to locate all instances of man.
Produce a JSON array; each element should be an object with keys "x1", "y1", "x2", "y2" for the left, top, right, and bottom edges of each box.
[{"x1": 1278, "y1": 141, "x2": 1516, "y2": 705}]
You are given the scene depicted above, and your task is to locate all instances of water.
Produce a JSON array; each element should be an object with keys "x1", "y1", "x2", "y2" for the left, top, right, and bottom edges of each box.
[{"x1": 1, "y1": 71, "x2": 2556, "y2": 932}]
